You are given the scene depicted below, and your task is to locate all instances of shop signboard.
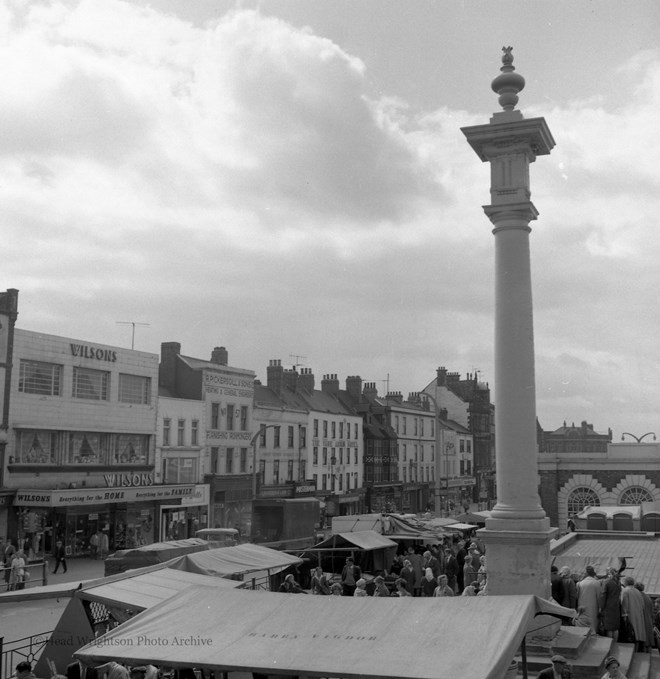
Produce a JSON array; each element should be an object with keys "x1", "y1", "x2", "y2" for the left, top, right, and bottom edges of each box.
[{"x1": 14, "y1": 484, "x2": 210, "y2": 507}]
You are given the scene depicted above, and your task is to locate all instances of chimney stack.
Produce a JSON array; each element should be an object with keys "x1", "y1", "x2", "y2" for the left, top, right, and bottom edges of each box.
[
  {"x1": 210, "y1": 346, "x2": 228, "y2": 365},
  {"x1": 299, "y1": 367, "x2": 315, "y2": 394},
  {"x1": 346, "y1": 376, "x2": 362, "y2": 402},
  {"x1": 159, "y1": 342, "x2": 181, "y2": 392},
  {"x1": 321, "y1": 374, "x2": 339, "y2": 396},
  {"x1": 283, "y1": 368, "x2": 299, "y2": 392},
  {"x1": 267, "y1": 359, "x2": 284, "y2": 395},
  {"x1": 437, "y1": 366, "x2": 447, "y2": 386},
  {"x1": 363, "y1": 382, "x2": 378, "y2": 400}
]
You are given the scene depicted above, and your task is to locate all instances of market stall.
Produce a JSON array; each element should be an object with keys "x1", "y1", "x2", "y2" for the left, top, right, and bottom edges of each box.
[{"x1": 74, "y1": 587, "x2": 574, "y2": 679}]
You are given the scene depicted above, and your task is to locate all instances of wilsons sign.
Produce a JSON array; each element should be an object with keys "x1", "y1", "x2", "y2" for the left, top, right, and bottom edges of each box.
[
  {"x1": 70, "y1": 343, "x2": 117, "y2": 362},
  {"x1": 104, "y1": 473, "x2": 154, "y2": 488}
]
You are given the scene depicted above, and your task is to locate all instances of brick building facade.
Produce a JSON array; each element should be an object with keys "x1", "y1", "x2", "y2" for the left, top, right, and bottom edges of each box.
[{"x1": 539, "y1": 440, "x2": 660, "y2": 530}]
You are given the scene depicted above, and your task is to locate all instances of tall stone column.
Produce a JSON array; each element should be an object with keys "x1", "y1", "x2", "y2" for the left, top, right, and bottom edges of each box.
[{"x1": 462, "y1": 48, "x2": 556, "y2": 597}]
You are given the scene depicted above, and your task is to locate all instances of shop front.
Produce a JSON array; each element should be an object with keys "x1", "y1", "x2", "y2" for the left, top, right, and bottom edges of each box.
[{"x1": 13, "y1": 483, "x2": 209, "y2": 558}]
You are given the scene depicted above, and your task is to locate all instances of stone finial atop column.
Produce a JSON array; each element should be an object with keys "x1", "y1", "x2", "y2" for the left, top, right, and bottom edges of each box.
[{"x1": 491, "y1": 46, "x2": 526, "y2": 113}]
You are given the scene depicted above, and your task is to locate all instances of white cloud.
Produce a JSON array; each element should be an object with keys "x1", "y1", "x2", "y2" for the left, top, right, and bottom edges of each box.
[{"x1": 1, "y1": 1, "x2": 660, "y2": 436}]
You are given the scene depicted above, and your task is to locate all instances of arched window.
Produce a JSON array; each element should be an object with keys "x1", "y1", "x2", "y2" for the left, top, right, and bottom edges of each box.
[
  {"x1": 620, "y1": 486, "x2": 653, "y2": 505},
  {"x1": 567, "y1": 487, "x2": 600, "y2": 516}
]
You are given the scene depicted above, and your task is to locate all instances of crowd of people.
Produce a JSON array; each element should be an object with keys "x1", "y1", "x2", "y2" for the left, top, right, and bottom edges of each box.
[
  {"x1": 279, "y1": 536, "x2": 488, "y2": 598},
  {"x1": 550, "y1": 563, "x2": 659, "y2": 653}
]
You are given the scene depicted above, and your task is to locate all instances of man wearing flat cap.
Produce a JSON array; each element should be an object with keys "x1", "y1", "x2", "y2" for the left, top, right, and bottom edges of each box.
[{"x1": 536, "y1": 654, "x2": 572, "y2": 679}]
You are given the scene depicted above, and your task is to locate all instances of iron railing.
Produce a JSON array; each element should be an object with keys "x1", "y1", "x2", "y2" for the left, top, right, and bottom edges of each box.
[{"x1": 0, "y1": 632, "x2": 53, "y2": 679}]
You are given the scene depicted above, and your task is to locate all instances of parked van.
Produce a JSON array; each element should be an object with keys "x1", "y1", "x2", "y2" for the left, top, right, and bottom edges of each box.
[{"x1": 195, "y1": 527, "x2": 240, "y2": 546}]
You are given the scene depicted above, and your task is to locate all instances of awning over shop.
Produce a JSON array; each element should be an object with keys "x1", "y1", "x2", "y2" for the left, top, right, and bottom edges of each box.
[
  {"x1": 75, "y1": 588, "x2": 574, "y2": 679},
  {"x1": 167, "y1": 543, "x2": 303, "y2": 577}
]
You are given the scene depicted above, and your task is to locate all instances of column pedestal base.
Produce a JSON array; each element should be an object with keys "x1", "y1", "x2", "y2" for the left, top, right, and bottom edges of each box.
[{"x1": 477, "y1": 525, "x2": 558, "y2": 598}]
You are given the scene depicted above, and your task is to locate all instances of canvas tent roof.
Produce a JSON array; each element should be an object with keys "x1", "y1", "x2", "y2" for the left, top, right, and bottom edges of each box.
[
  {"x1": 75, "y1": 587, "x2": 573, "y2": 679},
  {"x1": 77, "y1": 564, "x2": 243, "y2": 611},
  {"x1": 311, "y1": 530, "x2": 398, "y2": 551},
  {"x1": 167, "y1": 542, "x2": 303, "y2": 576}
]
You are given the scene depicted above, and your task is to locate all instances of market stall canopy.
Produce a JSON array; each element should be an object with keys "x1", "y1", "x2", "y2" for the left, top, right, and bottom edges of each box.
[
  {"x1": 77, "y1": 564, "x2": 243, "y2": 611},
  {"x1": 167, "y1": 543, "x2": 303, "y2": 577},
  {"x1": 75, "y1": 587, "x2": 573, "y2": 679},
  {"x1": 453, "y1": 510, "x2": 492, "y2": 525},
  {"x1": 311, "y1": 530, "x2": 398, "y2": 551}
]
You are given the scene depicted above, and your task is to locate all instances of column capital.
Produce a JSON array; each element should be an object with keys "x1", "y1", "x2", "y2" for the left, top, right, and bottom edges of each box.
[{"x1": 483, "y1": 202, "x2": 538, "y2": 232}]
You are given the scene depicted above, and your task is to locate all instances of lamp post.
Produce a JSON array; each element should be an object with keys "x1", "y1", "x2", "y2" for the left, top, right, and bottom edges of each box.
[
  {"x1": 621, "y1": 432, "x2": 657, "y2": 443},
  {"x1": 250, "y1": 424, "x2": 282, "y2": 500}
]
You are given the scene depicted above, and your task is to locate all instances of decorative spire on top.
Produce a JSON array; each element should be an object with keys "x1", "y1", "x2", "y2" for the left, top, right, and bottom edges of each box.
[{"x1": 491, "y1": 46, "x2": 526, "y2": 112}]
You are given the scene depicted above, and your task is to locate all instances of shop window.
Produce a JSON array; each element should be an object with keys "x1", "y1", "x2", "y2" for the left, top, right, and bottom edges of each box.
[
  {"x1": 118, "y1": 374, "x2": 151, "y2": 404},
  {"x1": 177, "y1": 419, "x2": 185, "y2": 446},
  {"x1": 73, "y1": 367, "x2": 109, "y2": 401},
  {"x1": 191, "y1": 420, "x2": 199, "y2": 446},
  {"x1": 14, "y1": 430, "x2": 59, "y2": 464},
  {"x1": 19, "y1": 359, "x2": 62, "y2": 396}
]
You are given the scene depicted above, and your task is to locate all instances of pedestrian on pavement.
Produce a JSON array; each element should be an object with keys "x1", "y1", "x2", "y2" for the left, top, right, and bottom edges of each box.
[
  {"x1": 372, "y1": 575, "x2": 391, "y2": 597},
  {"x1": 621, "y1": 576, "x2": 649, "y2": 651},
  {"x1": 634, "y1": 582, "x2": 654, "y2": 652},
  {"x1": 576, "y1": 565, "x2": 601, "y2": 634},
  {"x1": 536, "y1": 654, "x2": 572, "y2": 679},
  {"x1": 53, "y1": 540, "x2": 67, "y2": 574},
  {"x1": 353, "y1": 578, "x2": 368, "y2": 597},
  {"x1": 600, "y1": 655, "x2": 626, "y2": 679},
  {"x1": 4, "y1": 538, "x2": 16, "y2": 590},
  {"x1": 433, "y1": 574, "x2": 454, "y2": 597},
  {"x1": 559, "y1": 566, "x2": 578, "y2": 609},
  {"x1": 421, "y1": 568, "x2": 437, "y2": 597},
  {"x1": 311, "y1": 566, "x2": 331, "y2": 595},
  {"x1": 9, "y1": 550, "x2": 26, "y2": 590},
  {"x1": 340, "y1": 557, "x2": 361, "y2": 596},
  {"x1": 600, "y1": 568, "x2": 621, "y2": 641}
]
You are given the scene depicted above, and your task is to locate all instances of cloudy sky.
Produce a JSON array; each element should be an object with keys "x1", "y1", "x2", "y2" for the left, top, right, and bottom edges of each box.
[{"x1": 2, "y1": 0, "x2": 659, "y2": 438}]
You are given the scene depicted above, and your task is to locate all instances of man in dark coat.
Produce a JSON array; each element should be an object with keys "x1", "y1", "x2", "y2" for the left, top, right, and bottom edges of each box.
[
  {"x1": 550, "y1": 566, "x2": 563, "y2": 603},
  {"x1": 599, "y1": 568, "x2": 621, "y2": 641},
  {"x1": 443, "y1": 548, "x2": 460, "y2": 593}
]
